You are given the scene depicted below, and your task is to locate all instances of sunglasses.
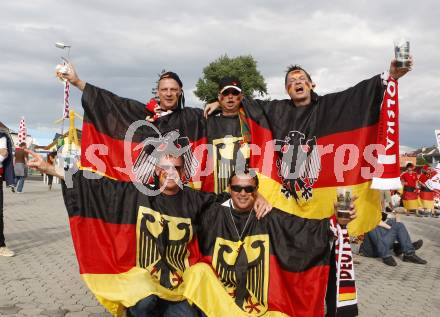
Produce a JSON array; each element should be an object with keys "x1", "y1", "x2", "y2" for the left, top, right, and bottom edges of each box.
[
  {"x1": 221, "y1": 89, "x2": 241, "y2": 96},
  {"x1": 230, "y1": 185, "x2": 256, "y2": 193}
]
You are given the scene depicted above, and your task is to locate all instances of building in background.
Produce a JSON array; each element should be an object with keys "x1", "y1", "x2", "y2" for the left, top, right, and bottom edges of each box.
[{"x1": 35, "y1": 130, "x2": 82, "y2": 153}]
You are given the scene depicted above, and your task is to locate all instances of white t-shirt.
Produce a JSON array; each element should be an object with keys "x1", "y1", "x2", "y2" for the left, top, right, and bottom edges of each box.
[
  {"x1": 0, "y1": 136, "x2": 7, "y2": 167},
  {"x1": 391, "y1": 194, "x2": 401, "y2": 208}
]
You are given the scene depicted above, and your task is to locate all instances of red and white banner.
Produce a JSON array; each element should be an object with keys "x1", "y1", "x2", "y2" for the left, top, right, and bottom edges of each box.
[
  {"x1": 18, "y1": 117, "x2": 27, "y2": 145},
  {"x1": 425, "y1": 164, "x2": 440, "y2": 194},
  {"x1": 371, "y1": 76, "x2": 402, "y2": 189},
  {"x1": 63, "y1": 80, "x2": 70, "y2": 119}
]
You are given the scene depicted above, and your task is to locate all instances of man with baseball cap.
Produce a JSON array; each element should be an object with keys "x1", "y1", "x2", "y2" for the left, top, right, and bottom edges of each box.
[
  {"x1": 203, "y1": 76, "x2": 251, "y2": 193},
  {"x1": 217, "y1": 76, "x2": 244, "y2": 117}
]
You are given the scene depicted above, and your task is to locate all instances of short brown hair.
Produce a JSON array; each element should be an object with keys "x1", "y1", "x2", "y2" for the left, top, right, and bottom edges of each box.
[
  {"x1": 284, "y1": 65, "x2": 312, "y2": 85},
  {"x1": 228, "y1": 169, "x2": 259, "y2": 188}
]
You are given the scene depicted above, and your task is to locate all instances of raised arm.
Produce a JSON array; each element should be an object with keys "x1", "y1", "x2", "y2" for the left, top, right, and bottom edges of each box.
[{"x1": 56, "y1": 60, "x2": 86, "y2": 91}]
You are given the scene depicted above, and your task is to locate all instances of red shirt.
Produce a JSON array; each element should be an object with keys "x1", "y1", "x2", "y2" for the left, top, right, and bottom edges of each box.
[{"x1": 400, "y1": 171, "x2": 418, "y2": 188}]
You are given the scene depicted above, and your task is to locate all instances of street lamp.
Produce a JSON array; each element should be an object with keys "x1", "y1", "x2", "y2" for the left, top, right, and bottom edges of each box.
[{"x1": 55, "y1": 42, "x2": 71, "y2": 58}]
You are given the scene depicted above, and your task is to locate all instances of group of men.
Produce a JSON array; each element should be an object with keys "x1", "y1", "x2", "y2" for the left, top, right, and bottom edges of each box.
[
  {"x1": 24, "y1": 53, "x2": 413, "y2": 317},
  {"x1": 401, "y1": 162, "x2": 438, "y2": 217}
]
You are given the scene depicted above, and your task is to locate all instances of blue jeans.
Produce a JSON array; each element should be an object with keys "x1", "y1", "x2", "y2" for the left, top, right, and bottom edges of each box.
[
  {"x1": 128, "y1": 295, "x2": 202, "y2": 317},
  {"x1": 361, "y1": 219, "x2": 415, "y2": 258},
  {"x1": 15, "y1": 176, "x2": 25, "y2": 192}
]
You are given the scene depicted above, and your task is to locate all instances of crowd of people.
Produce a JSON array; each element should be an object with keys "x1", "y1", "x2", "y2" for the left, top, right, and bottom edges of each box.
[
  {"x1": 400, "y1": 162, "x2": 439, "y2": 217},
  {"x1": 0, "y1": 49, "x2": 435, "y2": 317}
]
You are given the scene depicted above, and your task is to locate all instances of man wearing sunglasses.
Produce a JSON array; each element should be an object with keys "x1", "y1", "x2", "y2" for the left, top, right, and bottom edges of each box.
[
  {"x1": 203, "y1": 76, "x2": 251, "y2": 194},
  {"x1": 193, "y1": 170, "x2": 356, "y2": 316}
]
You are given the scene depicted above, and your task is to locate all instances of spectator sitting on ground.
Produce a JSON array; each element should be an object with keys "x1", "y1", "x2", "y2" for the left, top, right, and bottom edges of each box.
[{"x1": 359, "y1": 199, "x2": 426, "y2": 266}]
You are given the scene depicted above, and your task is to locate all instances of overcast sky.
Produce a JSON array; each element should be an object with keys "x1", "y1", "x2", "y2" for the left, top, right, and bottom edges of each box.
[{"x1": 0, "y1": 0, "x2": 439, "y2": 148}]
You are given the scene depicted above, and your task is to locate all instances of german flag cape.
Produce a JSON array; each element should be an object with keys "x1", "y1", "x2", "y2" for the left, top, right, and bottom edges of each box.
[
  {"x1": 80, "y1": 83, "x2": 207, "y2": 184},
  {"x1": 193, "y1": 200, "x2": 332, "y2": 317},
  {"x1": 243, "y1": 74, "x2": 390, "y2": 236},
  {"x1": 62, "y1": 169, "x2": 231, "y2": 316},
  {"x1": 419, "y1": 170, "x2": 436, "y2": 209},
  {"x1": 73, "y1": 84, "x2": 211, "y2": 315},
  {"x1": 400, "y1": 171, "x2": 420, "y2": 210}
]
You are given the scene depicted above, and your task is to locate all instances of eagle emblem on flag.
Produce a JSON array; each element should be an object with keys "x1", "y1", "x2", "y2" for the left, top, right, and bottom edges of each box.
[
  {"x1": 132, "y1": 130, "x2": 199, "y2": 185},
  {"x1": 212, "y1": 136, "x2": 250, "y2": 193},
  {"x1": 212, "y1": 235, "x2": 269, "y2": 316},
  {"x1": 136, "y1": 207, "x2": 193, "y2": 289},
  {"x1": 275, "y1": 131, "x2": 321, "y2": 201}
]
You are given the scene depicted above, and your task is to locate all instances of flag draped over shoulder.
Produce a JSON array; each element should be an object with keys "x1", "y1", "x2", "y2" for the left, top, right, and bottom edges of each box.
[
  {"x1": 70, "y1": 84, "x2": 209, "y2": 315},
  {"x1": 62, "y1": 172, "x2": 173, "y2": 316},
  {"x1": 242, "y1": 74, "x2": 389, "y2": 236},
  {"x1": 419, "y1": 168, "x2": 437, "y2": 209},
  {"x1": 62, "y1": 169, "x2": 230, "y2": 316},
  {"x1": 80, "y1": 83, "x2": 207, "y2": 184},
  {"x1": 193, "y1": 201, "x2": 332, "y2": 317}
]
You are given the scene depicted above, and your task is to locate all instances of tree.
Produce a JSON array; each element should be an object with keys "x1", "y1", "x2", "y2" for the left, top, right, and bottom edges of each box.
[
  {"x1": 194, "y1": 55, "x2": 267, "y2": 103},
  {"x1": 416, "y1": 154, "x2": 429, "y2": 166}
]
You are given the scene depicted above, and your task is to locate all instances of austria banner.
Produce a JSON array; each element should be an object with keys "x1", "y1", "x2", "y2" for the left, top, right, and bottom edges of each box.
[{"x1": 371, "y1": 76, "x2": 401, "y2": 190}]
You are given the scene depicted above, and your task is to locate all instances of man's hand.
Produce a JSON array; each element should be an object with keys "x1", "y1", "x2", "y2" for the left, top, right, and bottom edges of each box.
[
  {"x1": 55, "y1": 60, "x2": 86, "y2": 91},
  {"x1": 253, "y1": 193, "x2": 272, "y2": 220},
  {"x1": 389, "y1": 56, "x2": 413, "y2": 80},
  {"x1": 26, "y1": 149, "x2": 50, "y2": 173},
  {"x1": 0, "y1": 148, "x2": 8, "y2": 160},
  {"x1": 25, "y1": 149, "x2": 63, "y2": 179},
  {"x1": 203, "y1": 101, "x2": 220, "y2": 119},
  {"x1": 335, "y1": 196, "x2": 357, "y2": 226},
  {"x1": 378, "y1": 220, "x2": 392, "y2": 230}
]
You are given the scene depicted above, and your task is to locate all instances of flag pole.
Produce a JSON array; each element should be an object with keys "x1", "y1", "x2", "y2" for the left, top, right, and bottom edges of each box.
[{"x1": 55, "y1": 42, "x2": 72, "y2": 148}]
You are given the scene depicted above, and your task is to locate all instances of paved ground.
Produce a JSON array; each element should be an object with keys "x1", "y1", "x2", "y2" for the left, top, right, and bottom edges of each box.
[{"x1": 1, "y1": 180, "x2": 439, "y2": 316}]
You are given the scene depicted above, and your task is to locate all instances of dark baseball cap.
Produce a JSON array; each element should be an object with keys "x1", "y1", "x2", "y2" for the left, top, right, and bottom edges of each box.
[{"x1": 218, "y1": 76, "x2": 242, "y2": 93}]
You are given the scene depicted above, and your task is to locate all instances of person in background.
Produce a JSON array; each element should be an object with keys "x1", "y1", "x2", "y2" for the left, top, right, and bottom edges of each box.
[
  {"x1": 14, "y1": 142, "x2": 28, "y2": 193},
  {"x1": 400, "y1": 163, "x2": 421, "y2": 216},
  {"x1": 359, "y1": 191, "x2": 426, "y2": 266},
  {"x1": 418, "y1": 165, "x2": 436, "y2": 217},
  {"x1": 390, "y1": 191, "x2": 406, "y2": 214},
  {"x1": 0, "y1": 131, "x2": 15, "y2": 257},
  {"x1": 46, "y1": 152, "x2": 57, "y2": 190}
]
